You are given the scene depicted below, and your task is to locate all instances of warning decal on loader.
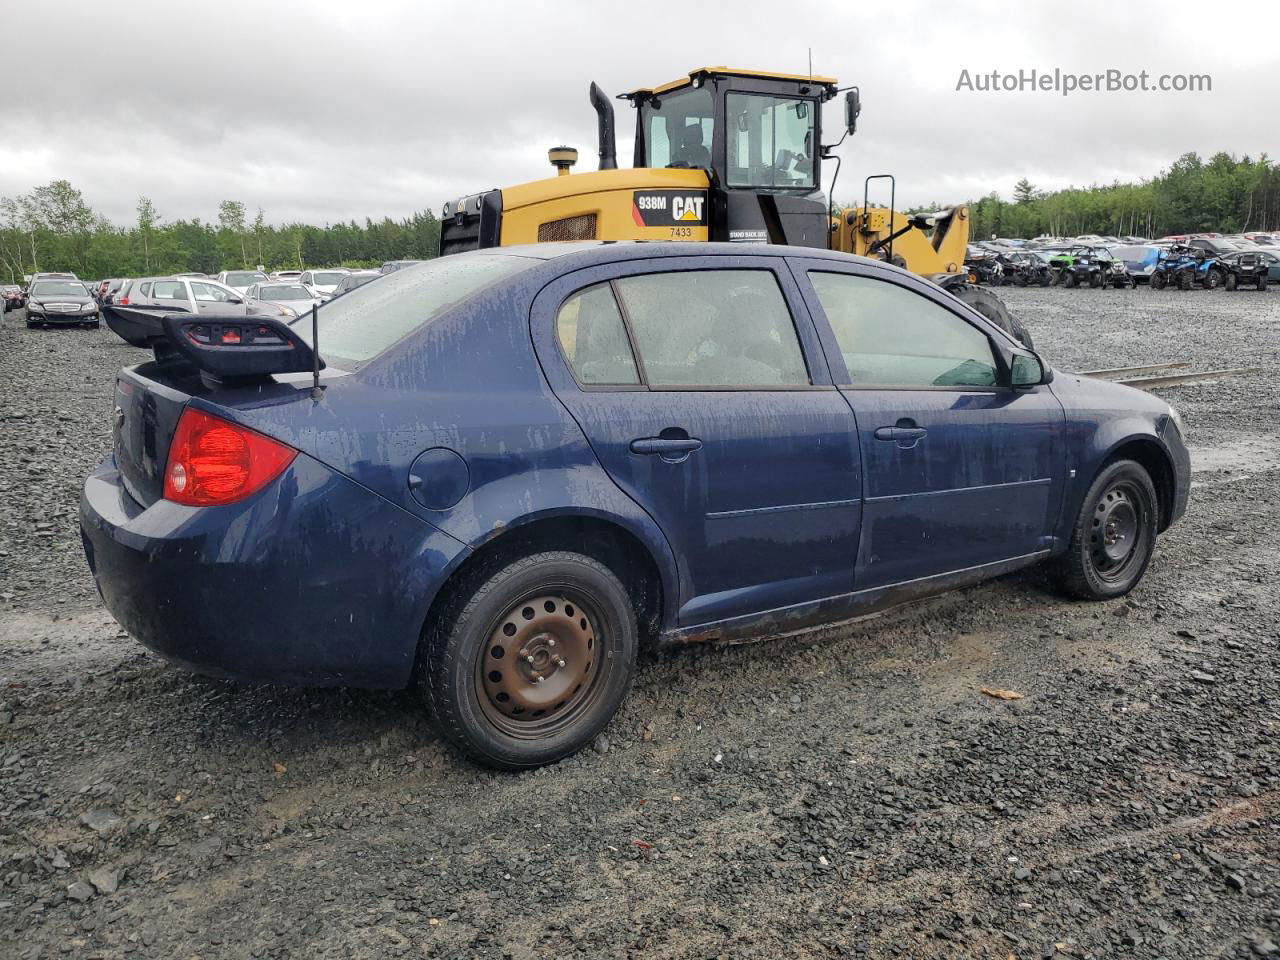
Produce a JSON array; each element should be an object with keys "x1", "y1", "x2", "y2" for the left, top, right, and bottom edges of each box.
[{"x1": 632, "y1": 190, "x2": 708, "y2": 228}]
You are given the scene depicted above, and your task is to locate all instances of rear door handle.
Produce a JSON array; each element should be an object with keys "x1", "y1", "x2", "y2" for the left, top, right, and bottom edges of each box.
[
  {"x1": 630, "y1": 437, "x2": 703, "y2": 456},
  {"x1": 874, "y1": 425, "x2": 928, "y2": 449}
]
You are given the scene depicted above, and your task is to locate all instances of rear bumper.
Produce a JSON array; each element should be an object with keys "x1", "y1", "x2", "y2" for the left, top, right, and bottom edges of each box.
[{"x1": 80, "y1": 452, "x2": 468, "y2": 688}]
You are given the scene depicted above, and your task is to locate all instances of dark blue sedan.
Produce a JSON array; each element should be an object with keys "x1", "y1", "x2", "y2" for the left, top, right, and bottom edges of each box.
[{"x1": 81, "y1": 243, "x2": 1190, "y2": 769}]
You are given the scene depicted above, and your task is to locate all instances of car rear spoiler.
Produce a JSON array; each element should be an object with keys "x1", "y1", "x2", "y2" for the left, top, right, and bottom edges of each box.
[{"x1": 104, "y1": 305, "x2": 322, "y2": 382}]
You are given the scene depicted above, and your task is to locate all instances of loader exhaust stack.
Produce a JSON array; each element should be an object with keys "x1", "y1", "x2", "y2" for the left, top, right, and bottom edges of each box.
[{"x1": 589, "y1": 82, "x2": 617, "y2": 171}]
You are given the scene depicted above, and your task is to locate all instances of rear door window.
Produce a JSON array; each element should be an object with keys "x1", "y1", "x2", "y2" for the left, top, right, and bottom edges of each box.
[
  {"x1": 152, "y1": 280, "x2": 185, "y2": 301},
  {"x1": 808, "y1": 272, "x2": 998, "y2": 388},
  {"x1": 612, "y1": 270, "x2": 809, "y2": 387}
]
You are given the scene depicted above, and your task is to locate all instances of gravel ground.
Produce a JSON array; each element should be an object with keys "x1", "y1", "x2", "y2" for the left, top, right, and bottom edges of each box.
[{"x1": 0, "y1": 288, "x2": 1277, "y2": 960}]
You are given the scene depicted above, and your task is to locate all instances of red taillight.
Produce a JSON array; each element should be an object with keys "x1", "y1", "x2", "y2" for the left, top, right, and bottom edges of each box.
[
  {"x1": 163, "y1": 408, "x2": 296, "y2": 506},
  {"x1": 118, "y1": 297, "x2": 129, "y2": 305}
]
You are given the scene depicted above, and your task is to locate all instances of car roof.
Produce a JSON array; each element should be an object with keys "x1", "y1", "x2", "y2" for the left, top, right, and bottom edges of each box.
[{"x1": 473, "y1": 240, "x2": 900, "y2": 270}]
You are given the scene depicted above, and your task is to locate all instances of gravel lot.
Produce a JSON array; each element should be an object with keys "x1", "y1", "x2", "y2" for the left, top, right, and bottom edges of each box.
[{"x1": 1, "y1": 288, "x2": 1277, "y2": 960}]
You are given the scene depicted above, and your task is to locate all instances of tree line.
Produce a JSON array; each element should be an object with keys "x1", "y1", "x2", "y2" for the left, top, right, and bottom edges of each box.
[
  {"x1": 0, "y1": 182, "x2": 443, "y2": 283},
  {"x1": 950, "y1": 151, "x2": 1280, "y2": 241},
  {"x1": 3, "y1": 149, "x2": 1277, "y2": 282}
]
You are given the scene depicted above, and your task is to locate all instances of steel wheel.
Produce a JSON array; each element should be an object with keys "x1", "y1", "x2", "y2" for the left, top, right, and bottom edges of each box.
[
  {"x1": 477, "y1": 592, "x2": 604, "y2": 738},
  {"x1": 1088, "y1": 481, "x2": 1146, "y2": 584}
]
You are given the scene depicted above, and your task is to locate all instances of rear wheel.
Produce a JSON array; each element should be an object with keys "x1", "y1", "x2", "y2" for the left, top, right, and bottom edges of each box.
[
  {"x1": 1062, "y1": 271, "x2": 1077, "y2": 288},
  {"x1": 1259, "y1": 275, "x2": 1269, "y2": 291},
  {"x1": 1151, "y1": 272, "x2": 1166, "y2": 290},
  {"x1": 1039, "y1": 271, "x2": 1052, "y2": 287},
  {"x1": 1053, "y1": 460, "x2": 1158, "y2": 600},
  {"x1": 1225, "y1": 273, "x2": 1238, "y2": 291},
  {"x1": 420, "y1": 551, "x2": 638, "y2": 770},
  {"x1": 1088, "y1": 271, "x2": 1101, "y2": 288},
  {"x1": 1204, "y1": 268, "x2": 1222, "y2": 290}
]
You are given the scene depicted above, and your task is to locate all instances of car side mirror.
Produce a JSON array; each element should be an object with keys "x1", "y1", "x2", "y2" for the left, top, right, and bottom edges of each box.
[
  {"x1": 227, "y1": 296, "x2": 243, "y2": 304},
  {"x1": 844, "y1": 88, "x2": 861, "y2": 135},
  {"x1": 1010, "y1": 350, "x2": 1052, "y2": 388}
]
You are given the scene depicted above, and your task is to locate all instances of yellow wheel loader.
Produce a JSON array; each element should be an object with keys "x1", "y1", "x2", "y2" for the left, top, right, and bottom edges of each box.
[{"x1": 440, "y1": 66, "x2": 1025, "y2": 344}]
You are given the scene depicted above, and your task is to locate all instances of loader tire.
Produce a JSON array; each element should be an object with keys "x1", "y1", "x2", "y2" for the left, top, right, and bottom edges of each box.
[{"x1": 949, "y1": 283, "x2": 1033, "y2": 350}]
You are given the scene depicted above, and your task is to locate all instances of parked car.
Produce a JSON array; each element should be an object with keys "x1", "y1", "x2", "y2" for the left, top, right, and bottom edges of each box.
[
  {"x1": 329, "y1": 270, "x2": 381, "y2": 298},
  {"x1": 24, "y1": 279, "x2": 99, "y2": 328},
  {"x1": 244, "y1": 281, "x2": 324, "y2": 319},
  {"x1": 2, "y1": 285, "x2": 22, "y2": 311},
  {"x1": 102, "y1": 276, "x2": 282, "y2": 343},
  {"x1": 216, "y1": 270, "x2": 270, "y2": 295},
  {"x1": 269, "y1": 270, "x2": 304, "y2": 281},
  {"x1": 101, "y1": 278, "x2": 128, "y2": 305},
  {"x1": 380, "y1": 260, "x2": 425, "y2": 274},
  {"x1": 80, "y1": 242, "x2": 1190, "y2": 770},
  {"x1": 298, "y1": 269, "x2": 350, "y2": 298}
]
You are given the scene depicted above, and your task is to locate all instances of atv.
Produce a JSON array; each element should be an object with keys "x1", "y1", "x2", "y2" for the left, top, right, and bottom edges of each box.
[
  {"x1": 963, "y1": 248, "x2": 1004, "y2": 285},
  {"x1": 1001, "y1": 251, "x2": 1053, "y2": 286},
  {"x1": 1046, "y1": 246, "x2": 1107, "y2": 288},
  {"x1": 1218, "y1": 251, "x2": 1270, "y2": 291},
  {"x1": 1150, "y1": 245, "x2": 1219, "y2": 290}
]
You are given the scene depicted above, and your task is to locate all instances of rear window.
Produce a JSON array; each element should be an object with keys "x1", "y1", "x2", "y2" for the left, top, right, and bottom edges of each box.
[
  {"x1": 313, "y1": 255, "x2": 533, "y2": 366},
  {"x1": 310, "y1": 271, "x2": 346, "y2": 285},
  {"x1": 225, "y1": 271, "x2": 267, "y2": 285}
]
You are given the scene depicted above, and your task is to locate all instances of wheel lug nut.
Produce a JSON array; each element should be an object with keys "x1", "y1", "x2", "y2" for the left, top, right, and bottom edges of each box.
[
  {"x1": 556, "y1": 658, "x2": 567, "y2": 668},
  {"x1": 547, "y1": 638, "x2": 556, "y2": 647},
  {"x1": 525, "y1": 654, "x2": 535, "y2": 664},
  {"x1": 532, "y1": 673, "x2": 543, "y2": 683}
]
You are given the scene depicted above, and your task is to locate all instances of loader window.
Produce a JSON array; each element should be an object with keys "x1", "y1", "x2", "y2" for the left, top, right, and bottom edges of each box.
[
  {"x1": 726, "y1": 94, "x2": 816, "y2": 190},
  {"x1": 641, "y1": 86, "x2": 714, "y2": 169}
]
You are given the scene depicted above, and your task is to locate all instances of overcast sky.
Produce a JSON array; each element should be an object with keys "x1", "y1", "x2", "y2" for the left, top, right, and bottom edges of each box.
[{"x1": 2, "y1": 0, "x2": 1275, "y2": 227}]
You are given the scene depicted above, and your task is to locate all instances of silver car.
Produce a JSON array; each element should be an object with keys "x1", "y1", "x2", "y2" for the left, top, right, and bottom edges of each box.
[
  {"x1": 216, "y1": 270, "x2": 270, "y2": 294},
  {"x1": 245, "y1": 281, "x2": 324, "y2": 319},
  {"x1": 298, "y1": 268, "x2": 350, "y2": 298}
]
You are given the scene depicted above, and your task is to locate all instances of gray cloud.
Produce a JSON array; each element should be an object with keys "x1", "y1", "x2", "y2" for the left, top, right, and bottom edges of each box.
[{"x1": 1, "y1": 0, "x2": 1274, "y2": 227}]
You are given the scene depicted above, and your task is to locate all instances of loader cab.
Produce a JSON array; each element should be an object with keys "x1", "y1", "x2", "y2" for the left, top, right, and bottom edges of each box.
[{"x1": 621, "y1": 68, "x2": 838, "y2": 247}]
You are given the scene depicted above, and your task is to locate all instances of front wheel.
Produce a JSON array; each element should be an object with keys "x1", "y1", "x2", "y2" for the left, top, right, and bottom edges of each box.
[
  {"x1": 1150, "y1": 272, "x2": 1166, "y2": 290},
  {"x1": 1052, "y1": 460, "x2": 1158, "y2": 600},
  {"x1": 1259, "y1": 275, "x2": 1269, "y2": 291},
  {"x1": 420, "y1": 551, "x2": 638, "y2": 770},
  {"x1": 1203, "y1": 269, "x2": 1222, "y2": 290},
  {"x1": 1062, "y1": 271, "x2": 1077, "y2": 288},
  {"x1": 1225, "y1": 273, "x2": 1237, "y2": 291}
]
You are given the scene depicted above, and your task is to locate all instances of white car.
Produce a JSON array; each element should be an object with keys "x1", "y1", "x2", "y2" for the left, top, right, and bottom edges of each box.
[
  {"x1": 245, "y1": 281, "x2": 324, "y2": 319},
  {"x1": 269, "y1": 270, "x2": 304, "y2": 282},
  {"x1": 298, "y1": 268, "x2": 351, "y2": 299},
  {"x1": 216, "y1": 270, "x2": 270, "y2": 294}
]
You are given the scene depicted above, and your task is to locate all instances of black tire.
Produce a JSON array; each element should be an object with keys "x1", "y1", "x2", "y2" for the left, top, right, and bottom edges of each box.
[
  {"x1": 1178, "y1": 271, "x2": 1192, "y2": 291},
  {"x1": 91, "y1": 320, "x2": 101, "y2": 329},
  {"x1": 1062, "y1": 271, "x2": 1076, "y2": 289},
  {"x1": 419, "y1": 551, "x2": 638, "y2": 770},
  {"x1": 1151, "y1": 272, "x2": 1166, "y2": 290},
  {"x1": 1224, "y1": 273, "x2": 1237, "y2": 291},
  {"x1": 1039, "y1": 271, "x2": 1052, "y2": 287},
  {"x1": 1259, "y1": 275, "x2": 1269, "y2": 292},
  {"x1": 1088, "y1": 271, "x2": 1101, "y2": 288},
  {"x1": 1203, "y1": 269, "x2": 1221, "y2": 290},
  {"x1": 1053, "y1": 460, "x2": 1158, "y2": 600},
  {"x1": 948, "y1": 283, "x2": 1033, "y2": 349}
]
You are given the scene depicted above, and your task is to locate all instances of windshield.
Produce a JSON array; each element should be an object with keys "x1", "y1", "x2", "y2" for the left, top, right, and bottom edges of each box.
[
  {"x1": 260, "y1": 284, "x2": 312, "y2": 300},
  {"x1": 313, "y1": 254, "x2": 535, "y2": 366},
  {"x1": 310, "y1": 271, "x2": 346, "y2": 285},
  {"x1": 226, "y1": 271, "x2": 267, "y2": 286},
  {"x1": 726, "y1": 93, "x2": 816, "y2": 189},
  {"x1": 31, "y1": 281, "x2": 88, "y2": 297},
  {"x1": 640, "y1": 86, "x2": 714, "y2": 169}
]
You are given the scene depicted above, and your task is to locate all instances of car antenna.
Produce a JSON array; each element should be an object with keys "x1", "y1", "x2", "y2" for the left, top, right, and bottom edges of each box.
[{"x1": 310, "y1": 302, "x2": 322, "y2": 400}]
